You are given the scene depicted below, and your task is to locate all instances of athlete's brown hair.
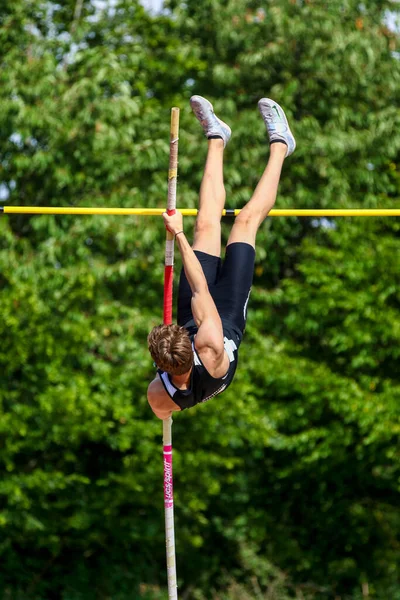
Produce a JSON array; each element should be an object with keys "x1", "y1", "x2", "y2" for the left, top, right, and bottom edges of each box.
[{"x1": 148, "y1": 324, "x2": 193, "y2": 376}]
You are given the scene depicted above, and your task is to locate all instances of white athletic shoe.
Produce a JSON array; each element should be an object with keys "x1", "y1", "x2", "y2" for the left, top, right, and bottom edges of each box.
[
  {"x1": 190, "y1": 95, "x2": 232, "y2": 147},
  {"x1": 258, "y1": 98, "x2": 296, "y2": 157}
]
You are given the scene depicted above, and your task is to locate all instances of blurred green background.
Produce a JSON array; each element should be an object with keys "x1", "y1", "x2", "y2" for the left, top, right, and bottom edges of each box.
[{"x1": 1, "y1": 1, "x2": 400, "y2": 598}]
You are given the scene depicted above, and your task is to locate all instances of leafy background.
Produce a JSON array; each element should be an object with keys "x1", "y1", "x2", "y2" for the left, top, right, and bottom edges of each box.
[{"x1": 1, "y1": 0, "x2": 400, "y2": 598}]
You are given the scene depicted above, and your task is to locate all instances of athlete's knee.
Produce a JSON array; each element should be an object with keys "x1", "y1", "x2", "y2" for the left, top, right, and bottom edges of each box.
[
  {"x1": 234, "y1": 207, "x2": 262, "y2": 229},
  {"x1": 195, "y1": 214, "x2": 221, "y2": 236}
]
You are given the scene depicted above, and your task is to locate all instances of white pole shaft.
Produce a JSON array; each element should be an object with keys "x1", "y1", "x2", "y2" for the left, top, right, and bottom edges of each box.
[
  {"x1": 162, "y1": 107, "x2": 179, "y2": 600},
  {"x1": 163, "y1": 417, "x2": 178, "y2": 600}
]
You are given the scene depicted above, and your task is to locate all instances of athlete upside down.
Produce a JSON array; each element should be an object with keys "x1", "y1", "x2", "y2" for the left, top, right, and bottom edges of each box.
[{"x1": 147, "y1": 95, "x2": 295, "y2": 419}]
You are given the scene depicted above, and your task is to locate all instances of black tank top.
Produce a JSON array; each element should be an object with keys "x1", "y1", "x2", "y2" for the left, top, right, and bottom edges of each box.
[{"x1": 157, "y1": 322, "x2": 242, "y2": 410}]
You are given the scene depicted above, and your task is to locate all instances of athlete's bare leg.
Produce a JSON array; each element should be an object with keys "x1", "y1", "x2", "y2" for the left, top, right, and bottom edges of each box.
[
  {"x1": 189, "y1": 96, "x2": 231, "y2": 257},
  {"x1": 227, "y1": 142, "x2": 286, "y2": 249},
  {"x1": 228, "y1": 98, "x2": 296, "y2": 248},
  {"x1": 192, "y1": 138, "x2": 226, "y2": 257}
]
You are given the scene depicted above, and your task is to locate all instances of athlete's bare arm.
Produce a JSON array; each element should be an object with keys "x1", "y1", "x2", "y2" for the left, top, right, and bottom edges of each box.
[
  {"x1": 163, "y1": 212, "x2": 229, "y2": 378},
  {"x1": 147, "y1": 377, "x2": 181, "y2": 420}
]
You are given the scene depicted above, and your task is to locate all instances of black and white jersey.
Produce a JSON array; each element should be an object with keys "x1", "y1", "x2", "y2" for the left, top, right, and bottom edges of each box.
[{"x1": 157, "y1": 322, "x2": 242, "y2": 411}]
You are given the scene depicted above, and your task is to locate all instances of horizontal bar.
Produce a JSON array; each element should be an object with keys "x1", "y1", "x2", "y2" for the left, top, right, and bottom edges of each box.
[{"x1": 1, "y1": 206, "x2": 400, "y2": 217}]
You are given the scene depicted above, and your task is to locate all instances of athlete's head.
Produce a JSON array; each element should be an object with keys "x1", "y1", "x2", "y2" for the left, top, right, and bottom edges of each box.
[{"x1": 148, "y1": 324, "x2": 193, "y2": 376}]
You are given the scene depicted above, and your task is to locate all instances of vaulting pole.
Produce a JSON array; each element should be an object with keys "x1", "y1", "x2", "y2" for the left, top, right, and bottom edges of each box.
[
  {"x1": 2, "y1": 207, "x2": 400, "y2": 217},
  {"x1": 162, "y1": 107, "x2": 179, "y2": 600}
]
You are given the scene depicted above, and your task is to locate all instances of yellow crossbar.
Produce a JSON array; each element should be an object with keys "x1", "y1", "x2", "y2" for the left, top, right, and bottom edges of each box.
[{"x1": 1, "y1": 207, "x2": 400, "y2": 217}]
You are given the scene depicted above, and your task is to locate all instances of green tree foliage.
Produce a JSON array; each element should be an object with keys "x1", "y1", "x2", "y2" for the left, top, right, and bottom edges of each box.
[{"x1": 1, "y1": 0, "x2": 400, "y2": 598}]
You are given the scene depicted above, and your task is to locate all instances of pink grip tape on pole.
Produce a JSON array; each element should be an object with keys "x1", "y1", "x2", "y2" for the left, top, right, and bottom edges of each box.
[
  {"x1": 163, "y1": 107, "x2": 179, "y2": 600},
  {"x1": 163, "y1": 444, "x2": 174, "y2": 509}
]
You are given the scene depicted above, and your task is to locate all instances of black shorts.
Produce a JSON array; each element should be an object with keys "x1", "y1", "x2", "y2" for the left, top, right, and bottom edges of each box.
[{"x1": 177, "y1": 242, "x2": 256, "y2": 338}]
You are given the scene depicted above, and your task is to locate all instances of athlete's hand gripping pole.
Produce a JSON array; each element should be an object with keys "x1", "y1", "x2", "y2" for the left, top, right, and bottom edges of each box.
[{"x1": 163, "y1": 107, "x2": 179, "y2": 600}]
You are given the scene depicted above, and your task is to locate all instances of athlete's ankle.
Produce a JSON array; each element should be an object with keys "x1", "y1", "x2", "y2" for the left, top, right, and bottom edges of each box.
[
  {"x1": 270, "y1": 141, "x2": 287, "y2": 157},
  {"x1": 208, "y1": 137, "x2": 224, "y2": 149}
]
